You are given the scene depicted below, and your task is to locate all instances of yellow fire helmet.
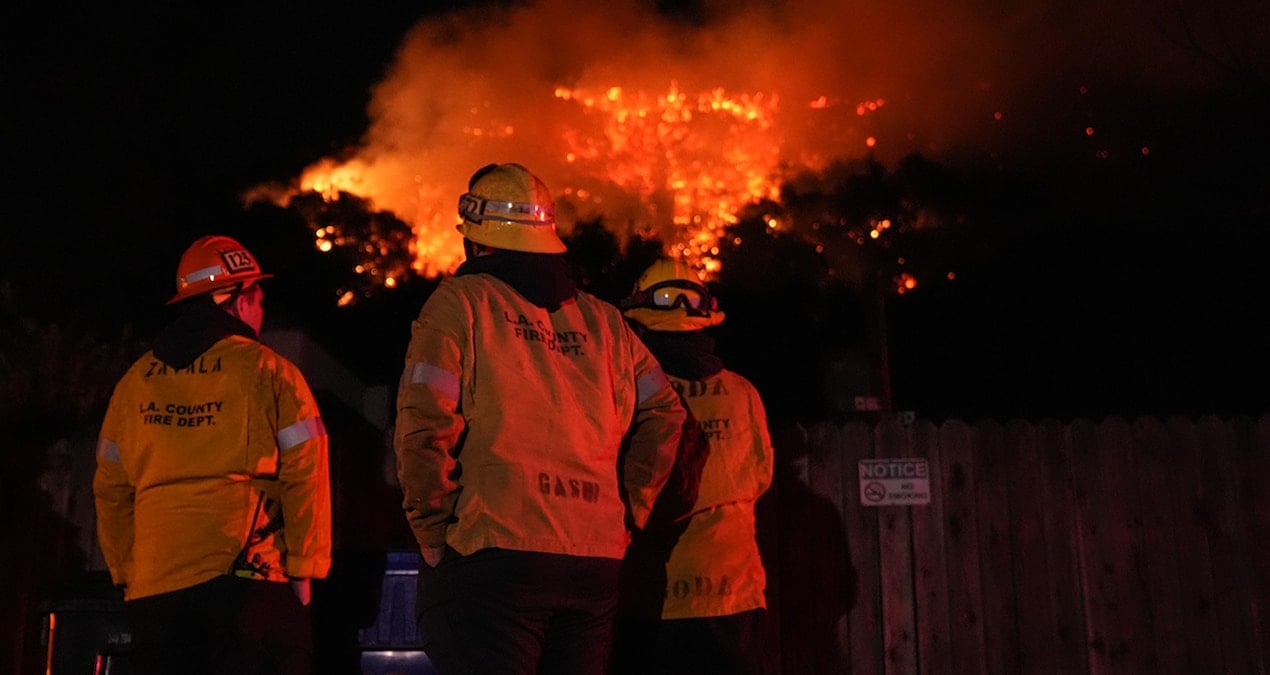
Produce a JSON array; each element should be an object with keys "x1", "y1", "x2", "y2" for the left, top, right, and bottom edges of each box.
[
  {"x1": 621, "y1": 258, "x2": 725, "y2": 332},
  {"x1": 167, "y1": 235, "x2": 273, "y2": 305},
  {"x1": 456, "y1": 163, "x2": 567, "y2": 254}
]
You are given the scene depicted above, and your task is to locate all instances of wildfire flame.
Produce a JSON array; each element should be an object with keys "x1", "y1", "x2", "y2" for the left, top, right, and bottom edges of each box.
[
  {"x1": 237, "y1": 0, "x2": 1218, "y2": 305},
  {"x1": 553, "y1": 82, "x2": 784, "y2": 274},
  {"x1": 247, "y1": 81, "x2": 808, "y2": 286},
  {"x1": 239, "y1": 0, "x2": 991, "y2": 303}
]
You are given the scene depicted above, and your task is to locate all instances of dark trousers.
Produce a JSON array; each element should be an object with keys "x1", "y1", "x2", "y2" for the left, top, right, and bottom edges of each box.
[
  {"x1": 416, "y1": 547, "x2": 621, "y2": 675},
  {"x1": 651, "y1": 609, "x2": 766, "y2": 675},
  {"x1": 126, "y1": 575, "x2": 312, "y2": 675}
]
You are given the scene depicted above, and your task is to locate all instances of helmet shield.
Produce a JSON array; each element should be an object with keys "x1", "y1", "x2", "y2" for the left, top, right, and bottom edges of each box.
[{"x1": 455, "y1": 163, "x2": 566, "y2": 253}]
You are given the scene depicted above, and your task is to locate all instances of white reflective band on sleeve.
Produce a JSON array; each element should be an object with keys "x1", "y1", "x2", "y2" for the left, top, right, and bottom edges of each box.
[
  {"x1": 410, "y1": 362, "x2": 461, "y2": 401},
  {"x1": 97, "y1": 438, "x2": 120, "y2": 463},
  {"x1": 277, "y1": 417, "x2": 327, "y2": 450},
  {"x1": 636, "y1": 368, "x2": 670, "y2": 405}
]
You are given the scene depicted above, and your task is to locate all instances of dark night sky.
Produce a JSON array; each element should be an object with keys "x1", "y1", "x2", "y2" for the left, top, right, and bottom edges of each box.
[
  {"x1": 3, "y1": 2, "x2": 1269, "y2": 422},
  {"x1": 3, "y1": 5, "x2": 430, "y2": 309}
]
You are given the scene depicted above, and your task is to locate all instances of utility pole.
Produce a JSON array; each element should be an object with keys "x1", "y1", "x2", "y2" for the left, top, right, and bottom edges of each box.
[
  {"x1": 863, "y1": 268, "x2": 893, "y2": 414},
  {"x1": 870, "y1": 270, "x2": 893, "y2": 412}
]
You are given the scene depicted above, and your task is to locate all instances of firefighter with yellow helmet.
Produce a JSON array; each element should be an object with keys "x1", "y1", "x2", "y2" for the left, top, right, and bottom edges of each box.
[
  {"x1": 94, "y1": 235, "x2": 331, "y2": 673},
  {"x1": 612, "y1": 258, "x2": 774, "y2": 675},
  {"x1": 394, "y1": 163, "x2": 686, "y2": 674}
]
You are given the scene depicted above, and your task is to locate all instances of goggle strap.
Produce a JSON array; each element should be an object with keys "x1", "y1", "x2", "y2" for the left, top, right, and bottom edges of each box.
[{"x1": 637, "y1": 281, "x2": 716, "y2": 312}]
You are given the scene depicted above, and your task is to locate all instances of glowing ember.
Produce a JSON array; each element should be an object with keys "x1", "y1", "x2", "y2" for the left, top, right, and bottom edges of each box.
[{"x1": 895, "y1": 272, "x2": 918, "y2": 294}]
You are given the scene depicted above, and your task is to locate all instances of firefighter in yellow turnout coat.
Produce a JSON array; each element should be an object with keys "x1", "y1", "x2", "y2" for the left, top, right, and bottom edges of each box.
[
  {"x1": 94, "y1": 235, "x2": 331, "y2": 675},
  {"x1": 395, "y1": 163, "x2": 685, "y2": 675},
  {"x1": 616, "y1": 258, "x2": 774, "y2": 675}
]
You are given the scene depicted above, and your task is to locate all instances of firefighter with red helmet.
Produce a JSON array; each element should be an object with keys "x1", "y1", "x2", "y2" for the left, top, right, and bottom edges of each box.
[
  {"x1": 394, "y1": 163, "x2": 686, "y2": 674},
  {"x1": 612, "y1": 258, "x2": 774, "y2": 675},
  {"x1": 94, "y1": 235, "x2": 331, "y2": 674}
]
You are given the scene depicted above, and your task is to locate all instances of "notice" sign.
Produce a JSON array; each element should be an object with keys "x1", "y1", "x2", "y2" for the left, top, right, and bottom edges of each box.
[{"x1": 858, "y1": 458, "x2": 931, "y2": 506}]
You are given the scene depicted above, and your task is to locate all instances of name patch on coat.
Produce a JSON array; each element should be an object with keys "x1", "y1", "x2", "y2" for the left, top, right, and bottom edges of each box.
[
  {"x1": 538, "y1": 472, "x2": 600, "y2": 503},
  {"x1": 504, "y1": 312, "x2": 590, "y2": 356},
  {"x1": 671, "y1": 379, "x2": 730, "y2": 397},
  {"x1": 699, "y1": 417, "x2": 731, "y2": 441},
  {"x1": 138, "y1": 400, "x2": 223, "y2": 427},
  {"x1": 667, "y1": 574, "x2": 734, "y2": 599},
  {"x1": 144, "y1": 357, "x2": 223, "y2": 378}
]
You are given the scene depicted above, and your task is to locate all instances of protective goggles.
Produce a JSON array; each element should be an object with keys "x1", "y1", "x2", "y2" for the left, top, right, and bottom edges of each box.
[
  {"x1": 637, "y1": 280, "x2": 717, "y2": 313},
  {"x1": 459, "y1": 193, "x2": 555, "y2": 225}
]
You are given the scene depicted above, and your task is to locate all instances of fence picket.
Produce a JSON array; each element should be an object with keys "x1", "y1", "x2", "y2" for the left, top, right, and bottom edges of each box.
[
  {"x1": 1036, "y1": 418, "x2": 1087, "y2": 672},
  {"x1": 1005, "y1": 420, "x2": 1061, "y2": 671},
  {"x1": 1248, "y1": 416, "x2": 1270, "y2": 672},
  {"x1": 1163, "y1": 416, "x2": 1224, "y2": 672},
  {"x1": 1130, "y1": 417, "x2": 1189, "y2": 674},
  {"x1": 1196, "y1": 416, "x2": 1260, "y2": 674},
  {"x1": 875, "y1": 416, "x2": 917, "y2": 674},
  {"x1": 804, "y1": 422, "x2": 855, "y2": 674},
  {"x1": 936, "y1": 420, "x2": 987, "y2": 673},
  {"x1": 909, "y1": 419, "x2": 950, "y2": 675},
  {"x1": 971, "y1": 420, "x2": 1016, "y2": 673},
  {"x1": 841, "y1": 420, "x2": 884, "y2": 674}
]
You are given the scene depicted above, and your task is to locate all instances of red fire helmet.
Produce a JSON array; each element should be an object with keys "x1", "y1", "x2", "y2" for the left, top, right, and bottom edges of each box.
[{"x1": 167, "y1": 235, "x2": 273, "y2": 304}]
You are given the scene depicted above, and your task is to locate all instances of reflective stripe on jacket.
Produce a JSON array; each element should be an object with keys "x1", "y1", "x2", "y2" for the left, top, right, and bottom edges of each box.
[
  {"x1": 661, "y1": 370, "x2": 773, "y2": 619},
  {"x1": 94, "y1": 335, "x2": 332, "y2": 600},
  {"x1": 394, "y1": 274, "x2": 685, "y2": 560}
]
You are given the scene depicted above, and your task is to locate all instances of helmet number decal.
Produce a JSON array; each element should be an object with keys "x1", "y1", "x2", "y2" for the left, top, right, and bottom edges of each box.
[
  {"x1": 458, "y1": 193, "x2": 485, "y2": 221},
  {"x1": 221, "y1": 249, "x2": 256, "y2": 273}
]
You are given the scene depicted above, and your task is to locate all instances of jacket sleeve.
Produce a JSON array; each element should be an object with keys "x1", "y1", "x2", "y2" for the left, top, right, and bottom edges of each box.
[
  {"x1": 93, "y1": 391, "x2": 134, "y2": 588},
  {"x1": 394, "y1": 288, "x2": 467, "y2": 551},
  {"x1": 621, "y1": 330, "x2": 687, "y2": 531},
  {"x1": 272, "y1": 361, "x2": 332, "y2": 580},
  {"x1": 642, "y1": 405, "x2": 710, "y2": 534},
  {"x1": 746, "y1": 381, "x2": 775, "y2": 501}
]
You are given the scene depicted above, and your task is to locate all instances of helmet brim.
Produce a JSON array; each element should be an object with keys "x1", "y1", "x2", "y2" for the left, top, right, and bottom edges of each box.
[{"x1": 166, "y1": 273, "x2": 273, "y2": 305}]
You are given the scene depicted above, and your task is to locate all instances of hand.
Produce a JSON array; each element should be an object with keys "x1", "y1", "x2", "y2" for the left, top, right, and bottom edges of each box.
[
  {"x1": 289, "y1": 577, "x2": 311, "y2": 606},
  {"x1": 422, "y1": 545, "x2": 445, "y2": 568}
]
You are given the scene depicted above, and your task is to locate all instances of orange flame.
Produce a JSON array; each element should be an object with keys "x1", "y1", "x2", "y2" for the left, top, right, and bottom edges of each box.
[
  {"x1": 253, "y1": 81, "x2": 801, "y2": 284},
  {"x1": 553, "y1": 81, "x2": 784, "y2": 274}
]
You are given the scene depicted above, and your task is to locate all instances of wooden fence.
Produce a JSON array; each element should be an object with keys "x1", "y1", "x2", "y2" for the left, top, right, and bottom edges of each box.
[
  {"x1": 758, "y1": 414, "x2": 1270, "y2": 674},
  {"x1": 11, "y1": 414, "x2": 1270, "y2": 674}
]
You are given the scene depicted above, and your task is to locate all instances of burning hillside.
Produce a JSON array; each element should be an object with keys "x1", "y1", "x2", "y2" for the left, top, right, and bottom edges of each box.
[
  {"x1": 238, "y1": 1, "x2": 972, "y2": 297},
  {"x1": 242, "y1": 0, "x2": 1216, "y2": 302}
]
